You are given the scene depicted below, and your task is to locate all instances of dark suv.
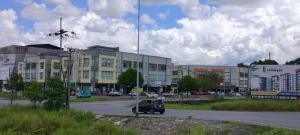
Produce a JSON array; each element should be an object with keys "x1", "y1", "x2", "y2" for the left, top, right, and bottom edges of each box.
[{"x1": 132, "y1": 99, "x2": 165, "y2": 114}]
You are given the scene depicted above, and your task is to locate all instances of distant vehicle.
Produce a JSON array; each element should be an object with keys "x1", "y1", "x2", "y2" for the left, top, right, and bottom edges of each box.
[
  {"x1": 132, "y1": 99, "x2": 165, "y2": 114},
  {"x1": 1, "y1": 89, "x2": 12, "y2": 93},
  {"x1": 145, "y1": 92, "x2": 158, "y2": 98},
  {"x1": 181, "y1": 92, "x2": 191, "y2": 96},
  {"x1": 108, "y1": 91, "x2": 122, "y2": 96},
  {"x1": 162, "y1": 92, "x2": 175, "y2": 97},
  {"x1": 235, "y1": 93, "x2": 242, "y2": 97},
  {"x1": 76, "y1": 91, "x2": 91, "y2": 98},
  {"x1": 129, "y1": 91, "x2": 137, "y2": 96}
]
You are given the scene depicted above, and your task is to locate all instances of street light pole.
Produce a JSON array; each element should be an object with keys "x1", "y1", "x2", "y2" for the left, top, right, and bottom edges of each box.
[{"x1": 135, "y1": 0, "x2": 141, "y2": 117}]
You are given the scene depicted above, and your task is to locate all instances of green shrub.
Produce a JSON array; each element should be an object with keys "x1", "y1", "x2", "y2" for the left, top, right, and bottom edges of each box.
[
  {"x1": 43, "y1": 77, "x2": 66, "y2": 110},
  {"x1": 23, "y1": 81, "x2": 44, "y2": 107},
  {"x1": 0, "y1": 105, "x2": 140, "y2": 135}
]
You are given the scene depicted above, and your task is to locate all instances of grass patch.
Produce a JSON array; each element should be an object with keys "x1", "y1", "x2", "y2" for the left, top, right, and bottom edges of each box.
[
  {"x1": 0, "y1": 92, "x2": 27, "y2": 100},
  {"x1": 0, "y1": 105, "x2": 140, "y2": 135},
  {"x1": 166, "y1": 99, "x2": 300, "y2": 111},
  {"x1": 211, "y1": 99, "x2": 300, "y2": 111},
  {"x1": 71, "y1": 97, "x2": 107, "y2": 102},
  {"x1": 165, "y1": 102, "x2": 214, "y2": 110}
]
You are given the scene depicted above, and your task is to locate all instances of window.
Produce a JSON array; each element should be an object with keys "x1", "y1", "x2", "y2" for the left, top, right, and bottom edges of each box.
[
  {"x1": 158, "y1": 64, "x2": 166, "y2": 71},
  {"x1": 133, "y1": 62, "x2": 143, "y2": 69},
  {"x1": 31, "y1": 73, "x2": 36, "y2": 80},
  {"x1": 172, "y1": 71, "x2": 178, "y2": 75},
  {"x1": 101, "y1": 58, "x2": 114, "y2": 67},
  {"x1": 31, "y1": 63, "x2": 36, "y2": 70},
  {"x1": 40, "y1": 62, "x2": 44, "y2": 69},
  {"x1": 239, "y1": 72, "x2": 244, "y2": 77},
  {"x1": 101, "y1": 71, "x2": 113, "y2": 80},
  {"x1": 40, "y1": 72, "x2": 44, "y2": 80},
  {"x1": 53, "y1": 72, "x2": 60, "y2": 78},
  {"x1": 53, "y1": 62, "x2": 60, "y2": 69},
  {"x1": 83, "y1": 58, "x2": 89, "y2": 67},
  {"x1": 83, "y1": 70, "x2": 89, "y2": 79},
  {"x1": 149, "y1": 63, "x2": 157, "y2": 71},
  {"x1": 245, "y1": 73, "x2": 248, "y2": 77},
  {"x1": 122, "y1": 61, "x2": 131, "y2": 68},
  {"x1": 26, "y1": 63, "x2": 30, "y2": 70},
  {"x1": 25, "y1": 73, "x2": 30, "y2": 80}
]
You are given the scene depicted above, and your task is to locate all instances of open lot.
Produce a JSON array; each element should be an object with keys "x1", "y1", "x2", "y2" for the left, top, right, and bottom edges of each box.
[{"x1": 1, "y1": 98, "x2": 300, "y2": 130}]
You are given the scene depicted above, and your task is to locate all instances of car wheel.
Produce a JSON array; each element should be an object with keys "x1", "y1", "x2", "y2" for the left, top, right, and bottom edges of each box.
[
  {"x1": 160, "y1": 111, "x2": 165, "y2": 114},
  {"x1": 143, "y1": 112, "x2": 147, "y2": 114}
]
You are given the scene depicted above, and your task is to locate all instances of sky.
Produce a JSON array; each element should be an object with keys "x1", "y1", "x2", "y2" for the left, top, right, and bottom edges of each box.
[{"x1": 0, "y1": 0, "x2": 300, "y2": 65}]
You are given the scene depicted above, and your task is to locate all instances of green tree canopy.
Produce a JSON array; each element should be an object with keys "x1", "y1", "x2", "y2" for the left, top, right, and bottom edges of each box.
[
  {"x1": 7, "y1": 73, "x2": 24, "y2": 91},
  {"x1": 178, "y1": 76, "x2": 198, "y2": 93},
  {"x1": 286, "y1": 57, "x2": 300, "y2": 65},
  {"x1": 24, "y1": 81, "x2": 44, "y2": 107},
  {"x1": 237, "y1": 63, "x2": 248, "y2": 67},
  {"x1": 43, "y1": 77, "x2": 65, "y2": 110},
  {"x1": 251, "y1": 59, "x2": 279, "y2": 65},
  {"x1": 117, "y1": 69, "x2": 144, "y2": 94},
  {"x1": 196, "y1": 73, "x2": 221, "y2": 91}
]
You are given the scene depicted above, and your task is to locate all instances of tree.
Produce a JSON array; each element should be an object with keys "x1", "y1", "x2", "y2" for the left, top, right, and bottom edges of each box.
[
  {"x1": 43, "y1": 77, "x2": 65, "y2": 110},
  {"x1": 117, "y1": 69, "x2": 144, "y2": 94},
  {"x1": 24, "y1": 81, "x2": 44, "y2": 107},
  {"x1": 178, "y1": 76, "x2": 198, "y2": 93},
  {"x1": 0, "y1": 80, "x2": 3, "y2": 90},
  {"x1": 7, "y1": 73, "x2": 24, "y2": 104},
  {"x1": 7, "y1": 73, "x2": 24, "y2": 92},
  {"x1": 237, "y1": 63, "x2": 248, "y2": 67},
  {"x1": 251, "y1": 59, "x2": 279, "y2": 65},
  {"x1": 196, "y1": 73, "x2": 220, "y2": 91},
  {"x1": 286, "y1": 57, "x2": 300, "y2": 65}
]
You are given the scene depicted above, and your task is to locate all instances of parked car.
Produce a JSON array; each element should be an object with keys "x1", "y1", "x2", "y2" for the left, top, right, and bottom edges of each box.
[
  {"x1": 132, "y1": 99, "x2": 165, "y2": 114},
  {"x1": 180, "y1": 92, "x2": 191, "y2": 96},
  {"x1": 108, "y1": 91, "x2": 122, "y2": 96},
  {"x1": 129, "y1": 91, "x2": 137, "y2": 96},
  {"x1": 145, "y1": 92, "x2": 158, "y2": 98},
  {"x1": 76, "y1": 91, "x2": 91, "y2": 98},
  {"x1": 162, "y1": 92, "x2": 175, "y2": 97}
]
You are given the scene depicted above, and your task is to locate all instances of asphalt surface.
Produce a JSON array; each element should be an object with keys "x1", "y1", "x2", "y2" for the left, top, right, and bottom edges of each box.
[
  {"x1": 1, "y1": 98, "x2": 300, "y2": 130},
  {"x1": 71, "y1": 100, "x2": 300, "y2": 130}
]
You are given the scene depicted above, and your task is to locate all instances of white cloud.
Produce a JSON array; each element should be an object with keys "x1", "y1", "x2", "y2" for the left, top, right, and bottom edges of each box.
[
  {"x1": 21, "y1": 3, "x2": 51, "y2": 22},
  {"x1": 140, "y1": 14, "x2": 156, "y2": 25},
  {"x1": 87, "y1": 0, "x2": 136, "y2": 18},
  {"x1": 2, "y1": 0, "x2": 300, "y2": 66},
  {"x1": 21, "y1": 1, "x2": 83, "y2": 22},
  {"x1": 158, "y1": 11, "x2": 168, "y2": 20}
]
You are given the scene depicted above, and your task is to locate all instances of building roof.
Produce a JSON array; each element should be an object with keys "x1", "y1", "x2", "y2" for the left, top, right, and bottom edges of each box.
[
  {"x1": 87, "y1": 45, "x2": 119, "y2": 51},
  {"x1": 26, "y1": 44, "x2": 61, "y2": 50}
]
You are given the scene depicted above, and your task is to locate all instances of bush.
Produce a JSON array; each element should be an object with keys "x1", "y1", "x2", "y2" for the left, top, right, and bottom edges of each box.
[
  {"x1": 23, "y1": 81, "x2": 44, "y2": 107},
  {"x1": 43, "y1": 77, "x2": 66, "y2": 110},
  {"x1": 0, "y1": 105, "x2": 140, "y2": 135}
]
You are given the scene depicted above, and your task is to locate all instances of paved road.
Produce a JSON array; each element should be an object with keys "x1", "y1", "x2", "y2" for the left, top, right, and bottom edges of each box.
[
  {"x1": 1, "y1": 99, "x2": 300, "y2": 130},
  {"x1": 71, "y1": 100, "x2": 300, "y2": 130}
]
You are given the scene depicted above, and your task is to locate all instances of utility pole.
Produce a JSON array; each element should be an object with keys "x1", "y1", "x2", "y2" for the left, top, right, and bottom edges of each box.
[
  {"x1": 47, "y1": 17, "x2": 76, "y2": 79},
  {"x1": 47, "y1": 18, "x2": 77, "y2": 109},
  {"x1": 135, "y1": 0, "x2": 141, "y2": 117},
  {"x1": 65, "y1": 48, "x2": 77, "y2": 109}
]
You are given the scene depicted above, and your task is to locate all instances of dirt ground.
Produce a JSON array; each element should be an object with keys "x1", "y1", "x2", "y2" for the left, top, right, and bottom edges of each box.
[{"x1": 95, "y1": 115, "x2": 262, "y2": 135}]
